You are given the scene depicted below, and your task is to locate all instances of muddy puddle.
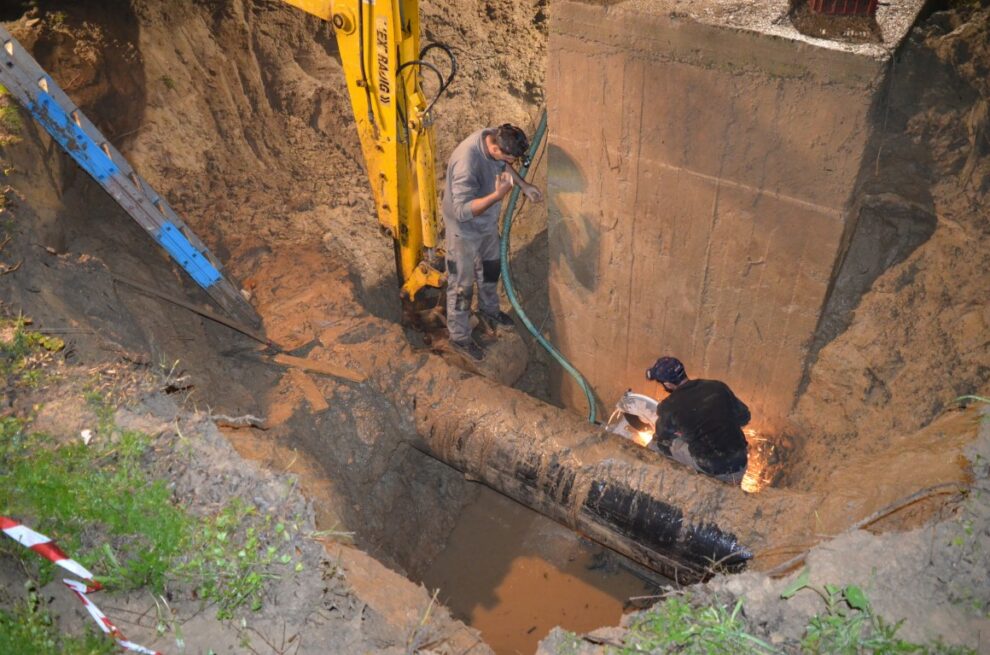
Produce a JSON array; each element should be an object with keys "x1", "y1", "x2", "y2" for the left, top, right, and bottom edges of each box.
[{"x1": 420, "y1": 485, "x2": 662, "y2": 655}]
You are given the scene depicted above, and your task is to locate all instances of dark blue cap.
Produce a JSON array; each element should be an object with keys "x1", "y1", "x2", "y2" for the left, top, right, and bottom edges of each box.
[{"x1": 646, "y1": 356, "x2": 686, "y2": 385}]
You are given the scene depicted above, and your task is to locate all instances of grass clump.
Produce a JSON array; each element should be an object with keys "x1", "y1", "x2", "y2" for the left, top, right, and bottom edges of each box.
[
  {"x1": 619, "y1": 594, "x2": 777, "y2": 654},
  {"x1": 0, "y1": 412, "x2": 303, "y2": 619},
  {"x1": 0, "y1": 86, "x2": 23, "y2": 144},
  {"x1": 0, "y1": 416, "x2": 188, "y2": 591},
  {"x1": 0, "y1": 587, "x2": 116, "y2": 655},
  {"x1": 583, "y1": 577, "x2": 978, "y2": 655}
]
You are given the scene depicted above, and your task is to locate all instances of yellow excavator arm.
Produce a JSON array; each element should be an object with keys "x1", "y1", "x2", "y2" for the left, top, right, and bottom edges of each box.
[{"x1": 281, "y1": 0, "x2": 451, "y2": 302}]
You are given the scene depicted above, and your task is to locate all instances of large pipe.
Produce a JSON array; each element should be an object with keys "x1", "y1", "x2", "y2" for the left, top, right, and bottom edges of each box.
[{"x1": 347, "y1": 334, "x2": 814, "y2": 580}]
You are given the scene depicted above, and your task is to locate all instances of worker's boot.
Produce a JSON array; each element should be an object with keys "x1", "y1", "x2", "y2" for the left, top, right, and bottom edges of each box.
[
  {"x1": 450, "y1": 338, "x2": 485, "y2": 361},
  {"x1": 479, "y1": 310, "x2": 514, "y2": 331}
]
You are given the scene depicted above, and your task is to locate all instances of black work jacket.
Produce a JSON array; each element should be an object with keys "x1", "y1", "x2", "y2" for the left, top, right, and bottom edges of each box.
[{"x1": 655, "y1": 379, "x2": 750, "y2": 475}]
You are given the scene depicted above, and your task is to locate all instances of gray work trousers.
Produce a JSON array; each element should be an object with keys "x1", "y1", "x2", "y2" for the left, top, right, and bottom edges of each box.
[
  {"x1": 670, "y1": 438, "x2": 746, "y2": 485},
  {"x1": 446, "y1": 226, "x2": 500, "y2": 343}
]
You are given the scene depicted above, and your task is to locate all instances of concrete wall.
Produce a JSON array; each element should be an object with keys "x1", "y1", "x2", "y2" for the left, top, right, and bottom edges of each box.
[{"x1": 547, "y1": 1, "x2": 889, "y2": 428}]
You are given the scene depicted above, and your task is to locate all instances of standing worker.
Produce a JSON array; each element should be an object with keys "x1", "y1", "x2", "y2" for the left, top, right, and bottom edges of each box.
[
  {"x1": 646, "y1": 356, "x2": 751, "y2": 484},
  {"x1": 442, "y1": 124, "x2": 543, "y2": 361}
]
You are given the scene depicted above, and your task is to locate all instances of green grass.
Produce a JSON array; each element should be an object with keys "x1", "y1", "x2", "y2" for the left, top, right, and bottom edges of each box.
[
  {"x1": 0, "y1": 86, "x2": 24, "y2": 143},
  {"x1": 0, "y1": 104, "x2": 22, "y2": 133},
  {"x1": 0, "y1": 418, "x2": 188, "y2": 591},
  {"x1": 618, "y1": 595, "x2": 777, "y2": 654},
  {"x1": 0, "y1": 317, "x2": 307, "y2": 651},
  {"x1": 0, "y1": 406, "x2": 305, "y2": 620},
  {"x1": 0, "y1": 589, "x2": 116, "y2": 655},
  {"x1": 550, "y1": 577, "x2": 979, "y2": 654}
]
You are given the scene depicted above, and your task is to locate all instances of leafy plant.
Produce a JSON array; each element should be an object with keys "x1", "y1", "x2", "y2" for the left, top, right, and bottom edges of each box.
[
  {"x1": 781, "y1": 568, "x2": 976, "y2": 654},
  {"x1": 176, "y1": 500, "x2": 303, "y2": 619},
  {"x1": 0, "y1": 317, "x2": 64, "y2": 378}
]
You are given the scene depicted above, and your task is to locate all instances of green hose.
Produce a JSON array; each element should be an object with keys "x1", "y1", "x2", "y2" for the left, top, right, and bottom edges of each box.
[{"x1": 500, "y1": 110, "x2": 598, "y2": 423}]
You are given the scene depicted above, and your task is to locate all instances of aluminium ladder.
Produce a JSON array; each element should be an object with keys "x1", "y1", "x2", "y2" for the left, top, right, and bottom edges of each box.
[{"x1": 0, "y1": 26, "x2": 259, "y2": 327}]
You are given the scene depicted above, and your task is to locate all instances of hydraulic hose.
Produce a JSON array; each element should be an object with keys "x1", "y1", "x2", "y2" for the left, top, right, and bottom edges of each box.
[{"x1": 500, "y1": 110, "x2": 598, "y2": 423}]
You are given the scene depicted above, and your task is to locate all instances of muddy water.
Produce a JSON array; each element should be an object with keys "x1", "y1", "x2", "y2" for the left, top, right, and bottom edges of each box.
[
  {"x1": 420, "y1": 485, "x2": 660, "y2": 655},
  {"x1": 220, "y1": 393, "x2": 660, "y2": 654}
]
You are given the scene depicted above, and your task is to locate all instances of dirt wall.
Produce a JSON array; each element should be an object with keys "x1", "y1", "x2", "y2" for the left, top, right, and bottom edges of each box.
[{"x1": 789, "y1": 6, "x2": 990, "y2": 488}]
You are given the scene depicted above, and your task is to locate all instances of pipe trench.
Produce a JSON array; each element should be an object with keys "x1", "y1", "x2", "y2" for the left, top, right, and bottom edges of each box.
[
  {"x1": 380, "y1": 352, "x2": 809, "y2": 580},
  {"x1": 258, "y1": 255, "x2": 816, "y2": 580}
]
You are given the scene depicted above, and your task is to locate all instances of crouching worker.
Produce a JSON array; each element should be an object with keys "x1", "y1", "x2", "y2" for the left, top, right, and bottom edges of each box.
[{"x1": 646, "y1": 356, "x2": 750, "y2": 485}]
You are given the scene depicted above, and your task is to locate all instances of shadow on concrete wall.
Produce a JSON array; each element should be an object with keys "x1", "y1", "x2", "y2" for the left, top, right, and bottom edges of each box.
[{"x1": 548, "y1": 143, "x2": 600, "y2": 292}]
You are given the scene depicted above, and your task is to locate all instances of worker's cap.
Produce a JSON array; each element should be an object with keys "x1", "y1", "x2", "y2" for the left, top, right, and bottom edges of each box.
[
  {"x1": 646, "y1": 356, "x2": 686, "y2": 385},
  {"x1": 496, "y1": 123, "x2": 529, "y2": 159}
]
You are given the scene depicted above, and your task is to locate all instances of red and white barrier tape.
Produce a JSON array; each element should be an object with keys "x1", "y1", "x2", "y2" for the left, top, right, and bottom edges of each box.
[
  {"x1": 0, "y1": 515, "x2": 101, "y2": 589},
  {"x1": 2, "y1": 516, "x2": 162, "y2": 655},
  {"x1": 63, "y1": 579, "x2": 161, "y2": 655}
]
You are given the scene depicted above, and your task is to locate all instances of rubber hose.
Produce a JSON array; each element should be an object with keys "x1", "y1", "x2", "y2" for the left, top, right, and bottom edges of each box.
[{"x1": 500, "y1": 110, "x2": 598, "y2": 423}]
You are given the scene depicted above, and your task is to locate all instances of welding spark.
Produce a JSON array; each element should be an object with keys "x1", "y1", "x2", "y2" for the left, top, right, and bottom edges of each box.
[
  {"x1": 741, "y1": 427, "x2": 771, "y2": 493},
  {"x1": 632, "y1": 430, "x2": 654, "y2": 448}
]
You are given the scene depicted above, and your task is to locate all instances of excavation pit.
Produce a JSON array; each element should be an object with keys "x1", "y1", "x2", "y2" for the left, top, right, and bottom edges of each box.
[{"x1": 1, "y1": 0, "x2": 988, "y2": 653}]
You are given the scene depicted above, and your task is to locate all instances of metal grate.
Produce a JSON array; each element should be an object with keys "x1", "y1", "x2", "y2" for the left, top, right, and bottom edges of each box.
[{"x1": 807, "y1": 0, "x2": 878, "y2": 17}]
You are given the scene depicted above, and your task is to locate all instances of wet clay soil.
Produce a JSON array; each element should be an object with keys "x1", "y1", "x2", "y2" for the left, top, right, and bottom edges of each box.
[{"x1": 216, "y1": 245, "x2": 662, "y2": 654}]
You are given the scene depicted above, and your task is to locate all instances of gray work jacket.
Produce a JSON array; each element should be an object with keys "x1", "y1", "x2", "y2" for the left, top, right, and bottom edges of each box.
[{"x1": 441, "y1": 128, "x2": 506, "y2": 235}]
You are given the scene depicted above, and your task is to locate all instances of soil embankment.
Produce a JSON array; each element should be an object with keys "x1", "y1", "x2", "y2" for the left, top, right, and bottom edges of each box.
[{"x1": 791, "y1": 3, "x2": 990, "y2": 491}]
